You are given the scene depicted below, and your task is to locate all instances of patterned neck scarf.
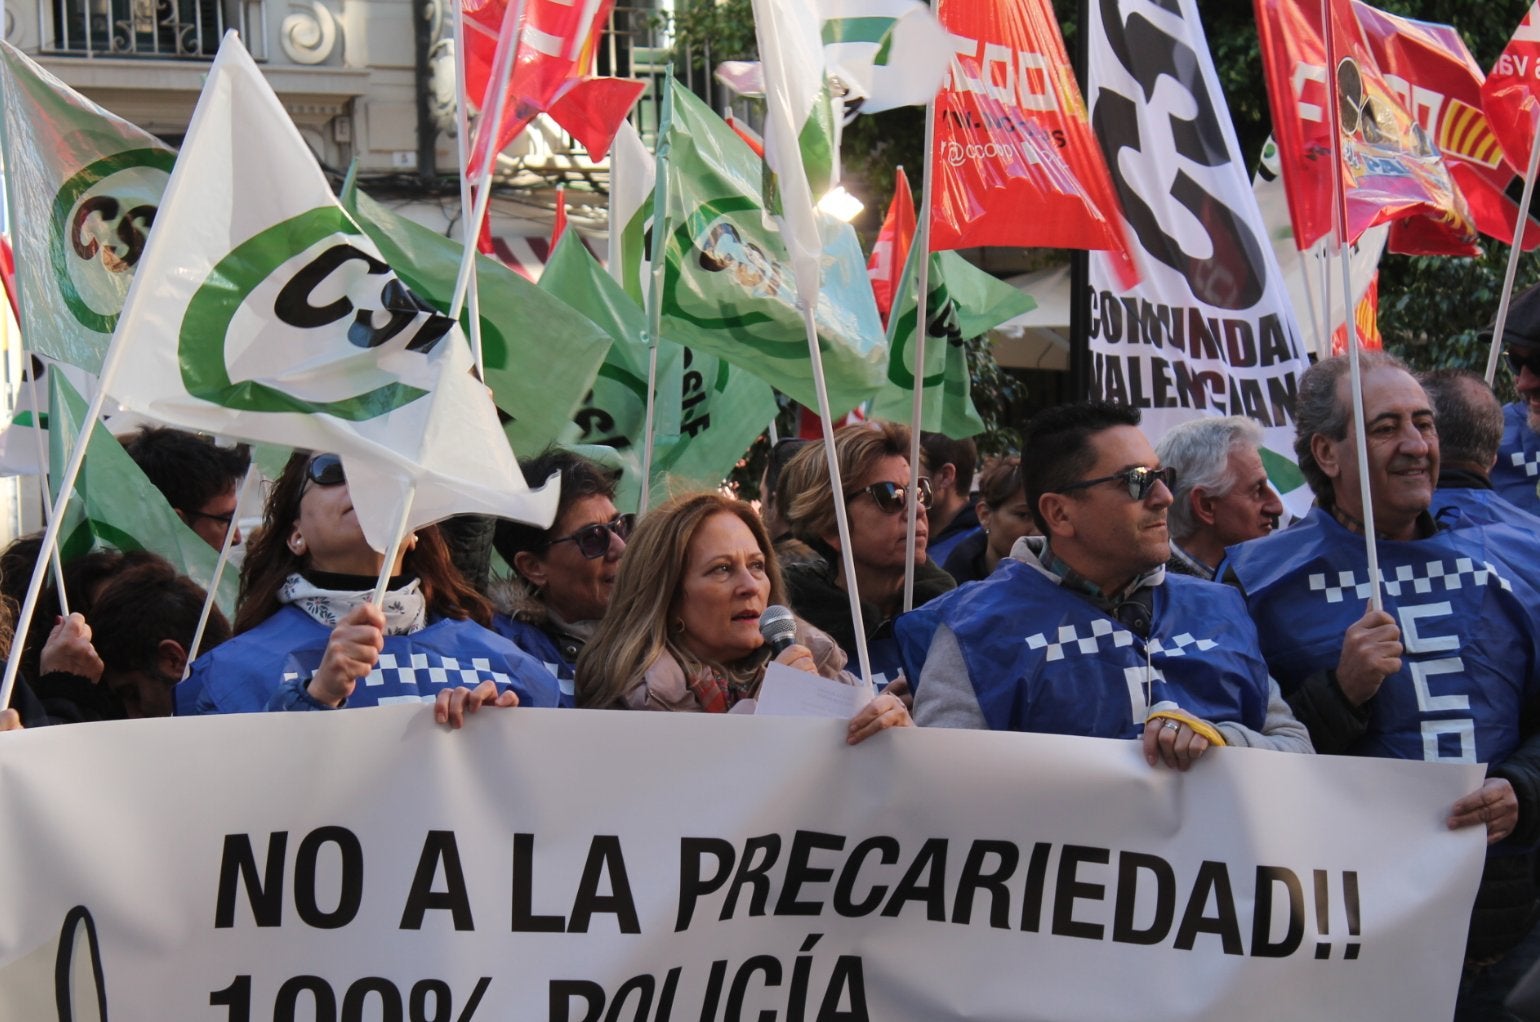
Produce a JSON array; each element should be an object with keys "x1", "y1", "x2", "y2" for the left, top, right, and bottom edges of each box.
[{"x1": 278, "y1": 573, "x2": 427, "y2": 635}]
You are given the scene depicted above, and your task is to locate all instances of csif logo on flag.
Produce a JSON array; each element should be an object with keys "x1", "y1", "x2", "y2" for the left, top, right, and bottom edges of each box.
[
  {"x1": 49, "y1": 145, "x2": 176, "y2": 333},
  {"x1": 178, "y1": 207, "x2": 456, "y2": 421}
]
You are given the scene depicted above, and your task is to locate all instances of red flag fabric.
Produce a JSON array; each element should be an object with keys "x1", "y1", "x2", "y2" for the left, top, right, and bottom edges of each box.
[
  {"x1": 1331, "y1": 270, "x2": 1382, "y2": 354},
  {"x1": 1353, "y1": 3, "x2": 1540, "y2": 251},
  {"x1": 0, "y1": 235, "x2": 16, "y2": 321},
  {"x1": 930, "y1": 0, "x2": 1137, "y2": 287},
  {"x1": 1256, "y1": 0, "x2": 1478, "y2": 256},
  {"x1": 549, "y1": 186, "x2": 568, "y2": 250},
  {"x1": 867, "y1": 170, "x2": 916, "y2": 325},
  {"x1": 462, "y1": 0, "x2": 643, "y2": 177},
  {"x1": 1484, "y1": 4, "x2": 1540, "y2": 239}
]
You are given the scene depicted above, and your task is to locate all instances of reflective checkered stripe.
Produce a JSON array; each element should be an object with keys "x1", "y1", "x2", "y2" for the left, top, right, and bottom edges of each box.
[
  {"x1": 1023, "y1": 620, "x2": 1219, "y2": 663},
  {"x1": 1511, "y1": 449, "x2": 1540, "y2": 479},
  {"x1": 1307, "y1": 558, "x2": 1514, "y2": 604},
  {"x1": 284, "y1": 654, "x2": 517, "y2": 706}
]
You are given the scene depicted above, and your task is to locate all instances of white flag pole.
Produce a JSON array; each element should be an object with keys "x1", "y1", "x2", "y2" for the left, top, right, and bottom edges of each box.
[
  {"x1": 447, "y1": 0, "x2": 527, "y2": 333},
  {"x1": 904, "y1": 108, "x2": 937, "y2": 613},
  {"x1": 450, "y1": 0, "x2": 488, "y2": 382},
  {"x1": 1484, "y1": 128, "x2": 1540, "y2": 386},
  {"x1": 1322, "y1": 0, "x2": 1382, "y2": 613},
  {"x1": 182, "y1": 463, "x2": 259, "y2": 674},
  {"x1": 370, "y1": 484, "x2": 418, "y2": 609},
  {"x1": 638, "y1": 74, "x2": 675, "y2": 512},
  {"x1": 24, "y1": 370, "x2": 70, "y2": 614}
]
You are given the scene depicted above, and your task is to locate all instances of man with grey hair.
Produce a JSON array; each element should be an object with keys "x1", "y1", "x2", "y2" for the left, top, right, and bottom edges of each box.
[
  {"x1": 1155, "y1": 416, "x2": 1284, "y2": 579},
  {"x1": 1225, "y1": 352, "x2": 1540, "y2": 1016},
  {"x1": 1420, "y1": 368, "x2": 1540, "y2": 533}
]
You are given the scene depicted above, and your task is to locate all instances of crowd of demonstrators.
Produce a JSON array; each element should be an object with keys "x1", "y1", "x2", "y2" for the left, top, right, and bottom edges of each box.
[
  {"x1": 121, "y1": 426, "x2": 248, "y2": 550},
  {"x1": 1422, "y1": 368, "x2": 1540, "y2": 533},
  {"x1": 916, "y1": 432, "x2": 979, "y2": 566},
  {"x1": 941, "y1": 454, "x2": 1036, "y2": 585},
  {"x1": 180, "y1": 451, "x2": 560, "y2": 723},
  {"x1": 1223, "y1": 352, "x2": 1540, "y2": 1020},
  {"x1": 490, "y1": 448, "x2": 630, "y2": 690},
  {"x1": 1156, "y1": 416, "x2": 1285, "y2": 580},
  {"x1": 778, "y1": 420, "x2": 954, "y2": 692},
  {"x1": 900, "y1": 403, "x2": 1310, "y2": 764},
  {"x1": 1487, "y1": 283, "x2": 1540, "y2": 516}
]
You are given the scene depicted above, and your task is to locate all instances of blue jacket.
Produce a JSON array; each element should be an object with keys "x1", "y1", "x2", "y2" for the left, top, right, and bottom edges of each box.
[
  {"x1": 1224, "y1": 507, "x2": 1540, "y2": 764},
  {"x1": 1431, "y1": 484, "x2": 1540, "y2": 534},
  {"x1": 491, "y1": 613, "x2": 576, "y2": 703},
  {"x1": 1492, "y1": 402, "x2": 1540, "y2": 515},
  {"x1": 897, "y1": 559, "x2": 1270, "y2": 737},
  {"x1": 177, "y1": 605, "x2": 562, "y2": 714}
]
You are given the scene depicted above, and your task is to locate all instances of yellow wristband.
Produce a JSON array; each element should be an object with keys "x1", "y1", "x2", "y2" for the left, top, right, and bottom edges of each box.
[{"x1": 1146, "y1": 709, "x2": 1226, "y2": 747}]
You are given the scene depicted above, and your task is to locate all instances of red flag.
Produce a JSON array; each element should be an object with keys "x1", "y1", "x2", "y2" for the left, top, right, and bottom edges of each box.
[
  {"x1": 463, "y1": 0, "x2": 644, "y2": 177},
  {"x1": 1331, "y1": 270, "x2": 1382, "y2": 354},
  {"x1": 867, "y1": 170, "x2": 916, "y2": 325},
  {"x1": 930, "y1": 0, "x2": 1137, "y2": 287},
  {"x1": 1484, "y1": 4, "x2": 1540, "y2": 243},
  {"x1": 1256, "y1": 0, "x2": 1478, "y2": 256},
  {"x1": 1353, "y1": 3, "x2": 1540, "y2": 251},
  {"x1": 0, "y1": 235, "x2": 16, "y2": 321},
  {"x1": 549, "y1": 186, "x2": 568, "y2": 250}
]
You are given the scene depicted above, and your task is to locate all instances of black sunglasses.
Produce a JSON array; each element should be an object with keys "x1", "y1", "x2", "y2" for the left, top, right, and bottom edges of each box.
[
  {"x1": 1506, "y1": 348, "x2": 1540, "y2": 378},
  {"x1": 183, "y1": 508, "x2": 235, "y2": 528},
  {"x1": 845, "y1": 477, "x2": 934, "y2": 515},
  {"x1": 305, "y1": 453, "x2": 346, "y2": 488},
  {"x1": 1057, "y1": 465, "x2": 1177, "y2": 501},
  {"x1": 544, "y1": 514, "x2": 634, "y2": 559}
]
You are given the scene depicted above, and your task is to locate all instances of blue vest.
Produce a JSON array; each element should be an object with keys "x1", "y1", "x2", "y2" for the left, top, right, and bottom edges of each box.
[
  {"x1": 491, "y1": 613, "x2": 576, "y2": 703},
  {"x1": 1431, "y1": 486, "x2": 1540, "y2": 535},
  {"x1": 178, "y1": 606, "x2": 563, "y2": 714},
  {"x1": 1492, "y1": 402, "x2": 1540, "y2": 514},
  {"x1": 1225, "y1": 508, "x2": 1540, "y2": 764},
  {"x1": 896, "y1": 560, "x2": 1270, "y2": 737}
]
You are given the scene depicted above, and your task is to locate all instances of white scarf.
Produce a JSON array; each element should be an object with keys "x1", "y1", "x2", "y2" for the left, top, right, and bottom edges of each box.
[{"x1": 277, "y1": 573, "x2": 427, "y2": 635}]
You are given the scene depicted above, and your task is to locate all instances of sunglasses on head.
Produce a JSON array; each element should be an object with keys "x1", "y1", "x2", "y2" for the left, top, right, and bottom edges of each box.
[
  {"x1": 845, "y1": 477, "x2": 935, "y2": 515},
  {"x1": 1506, "y1": 348, "x2": 1540, "y2": 378},
  {"x1": 305, "y1": 453, "x2": 346, "y2": 488},
  {"x1": 544, "y1": 514, "x2": 634, "y2": 559},
  {"x1": 1057, "y1": 465, "x2": 1177, "y2": 502}
]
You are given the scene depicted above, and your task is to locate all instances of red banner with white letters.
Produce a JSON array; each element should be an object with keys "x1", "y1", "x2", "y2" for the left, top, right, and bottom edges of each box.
[
  {"x1": 1255, "y1": 0, "x2": 1478, "y2": 256},
  {"x1": 930, "y1": 0, "x2": 1136, "y2": 286},
  {"x1": 1484, "y1": 2, "x2": 1540, "y2": 236}
]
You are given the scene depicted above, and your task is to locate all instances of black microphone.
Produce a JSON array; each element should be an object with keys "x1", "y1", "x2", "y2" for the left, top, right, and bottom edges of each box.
[{"x1": 759, "y1": 605, "x2": 798, "y2": 657}]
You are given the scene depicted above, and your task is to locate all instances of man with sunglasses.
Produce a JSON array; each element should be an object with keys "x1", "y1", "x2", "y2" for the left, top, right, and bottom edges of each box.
[
  {"x1": 122, "y1": 426, "x2": 249, "y2": 550},
  {"x1": 1224, "y1": 353, "x2": 1540, "y2": 1017},
  {"x1": 901, "y1": 403, "x2": 1308, "y2": 769},
  {"x1": 1485, "y1": 282, "x2": 1540, "y2": 516}
]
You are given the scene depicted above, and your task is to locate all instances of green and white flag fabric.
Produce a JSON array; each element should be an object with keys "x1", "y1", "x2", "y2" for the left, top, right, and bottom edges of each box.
[
  {"x1": 339, "y1": 183, "x2": 611, "y2": 459},
  {"x1": 539, "y1": 232, "x2": 775, "y2": 509},
  {"x1": 749, "y1": 0, "x2": 839, "y2": 299},
  {"x1": 104, "y1": 33, "x2": 558, "y2": 551},
  {"x1": 871, "y1": 246, "x2": 1035, "y2": 439},
  {"x1": 656, "y1": 84, "x2": 886, "y2": 417},
  {"x1": 48, "y1": 372, "x2": 238, "y2": 616},
  {"x1": 608, "y1": 119, "x2": 654, "y2": 302},
  {"x1": 0, "y1": 42, "x2": 176, "y2": 374},
  {"x1": 0, "y1": 355, "x2": 99, "y2": 476}
]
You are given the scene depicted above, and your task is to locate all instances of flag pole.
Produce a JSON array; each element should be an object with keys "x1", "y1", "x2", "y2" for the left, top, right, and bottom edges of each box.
[
  {"x1": 903, "y1": 105, "x2": 937, "y2": 613},
  {"x1": 447, "y1": 0, "x2": 528, "y2": 331},
  {"x1": 1484, "y1": 128, "x2": 1540, "y2": 385},
  {"x1": 450, "y1": 0, "x2": 488, "y2": 381},
  {"x1": 182, "y1": 463, "x2": 258, "y2": 674},
  {"x1": 25, "y1": 370, "x2": 70, "y2": 614},
  {"x1": 638, "y1": 73, "x2": 675, "y2": 512},
  {"x1": 370, "y1": 484, "x2": 418, "y2": 609},
  {"x1": 0, "y1": 337, "x2": 129, "y2": 711},
  {"x1": 1322, "y1": 0, "x2": 1382, "y2": 613}
]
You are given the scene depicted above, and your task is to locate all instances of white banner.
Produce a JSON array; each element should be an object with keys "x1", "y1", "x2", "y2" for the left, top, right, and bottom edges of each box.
[
  {"x1": 0, "y1": 708, "x2": 1484, "y2": 1020},
  {"x1": 1087, "y1": 0, "x2": 1315, "y2": 514}
]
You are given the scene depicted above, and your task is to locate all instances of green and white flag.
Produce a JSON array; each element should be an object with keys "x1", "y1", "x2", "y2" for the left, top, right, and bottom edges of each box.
[
  {"x1": 657, "y1": 84, "x2": 886, "y2": 417},
  {"x1": 539, "y1": 232, "x2": 775, "y2": 509},
  {"x1": 749, "y1": 0, "x2": 839, "y2": 299},
  {"x1": 339, "y1": 183, "x2": 611, "y2": 459},
  {"x1": 871, "y1": 246, "x2": 1035, "y2": 439},
  {"x1": 105, "y1": 33, "x2": 558, "y2": 551},
  {"x1": 48, "y1": 372, "x2": 238, "y2": 616},
  {"x1": 608, "y1": 119, "x2": 654, "y2": 303},
  {"x1": 0, "y1": 42, "x2": 176, "y2": 374}
]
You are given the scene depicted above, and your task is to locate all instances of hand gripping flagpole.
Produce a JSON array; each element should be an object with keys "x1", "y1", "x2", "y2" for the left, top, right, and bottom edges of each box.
[
  {"x1": 182, "y1": 464, "x2": 259, "y2": 674},
  {"x1": 637, "y1": 74, "x2": 675, "y2": 513},
  {"x1": 1322, "y1": 0, "x2": 1383, "y2": 613},
  {"x1": 1484, "y1": 127, "x2": 1540, "y2": 386},
  {"x1": 904, "y1": 106, "x2": 938, "y2": 613}
]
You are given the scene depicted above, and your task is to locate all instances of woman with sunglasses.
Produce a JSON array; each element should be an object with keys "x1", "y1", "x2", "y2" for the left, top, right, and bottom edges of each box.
[
  {"x1": 777, "y1": 422, "x2": 956, "y2": 695},
  {"x1": 574, "y1": 491, "x2": 911, "y2": 740},
  {"x1": 179, "y1": 452, "x2": 562, "y2": 721},
  {"x1": 491, "y1": 449, "x2": 630, "y2": 687}
]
